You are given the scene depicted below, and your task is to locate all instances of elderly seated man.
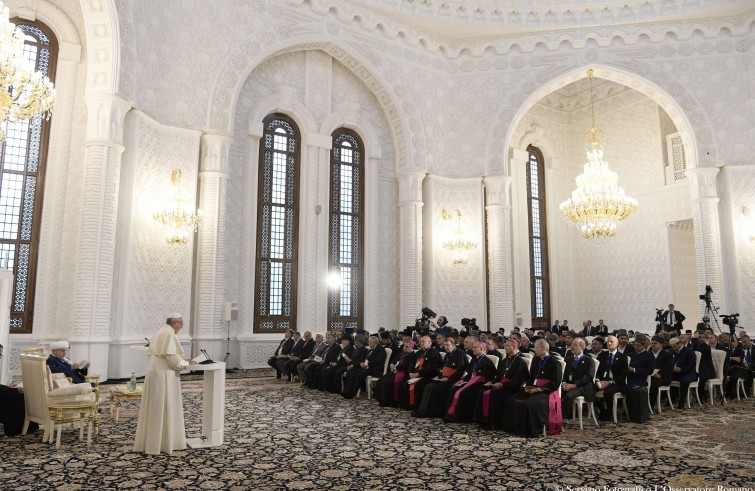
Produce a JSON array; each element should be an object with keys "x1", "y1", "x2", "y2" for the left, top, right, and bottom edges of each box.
[{"x1": 46, "y1": 341, "x2": 90, "y2": 384}]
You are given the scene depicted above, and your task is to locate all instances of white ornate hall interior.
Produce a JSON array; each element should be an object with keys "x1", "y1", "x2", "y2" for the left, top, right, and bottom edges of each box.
[{"x1": 1, "y1": 0, "x2": 754, "y2": 381}]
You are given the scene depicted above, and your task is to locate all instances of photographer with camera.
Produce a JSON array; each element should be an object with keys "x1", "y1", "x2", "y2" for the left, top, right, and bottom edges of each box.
[{"x1": 430, "y1": 316, "x2": 453, "y2": 337}]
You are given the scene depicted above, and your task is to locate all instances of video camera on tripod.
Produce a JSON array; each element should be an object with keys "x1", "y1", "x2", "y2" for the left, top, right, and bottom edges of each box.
[
  {"x1": 699, "y1": 284, "x2": 713, "y2": 305},
  {"x1": 720, "y1": 313, "x2": 739, "y2": 334}
]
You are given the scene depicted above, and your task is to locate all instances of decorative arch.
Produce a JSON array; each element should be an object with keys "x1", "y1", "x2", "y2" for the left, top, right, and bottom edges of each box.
[
  {"x1": 207, "y1": 31, "x2": 418, "y2": 172},
  {"x1": 319, "y1": 111, "x2": 383, "y2": 161},
  {"x1": 79, "y1": 0, "x2": 120, "y2": 95},
  {"x1": 489, "y1": 63, "x2": 716, "y2": 176},
  {"x1": 247, "y1": 92, "x2": 319, "y2": 142},
  {"x1": 11, "y1": 0, "x2": 81, "y2": 46}
]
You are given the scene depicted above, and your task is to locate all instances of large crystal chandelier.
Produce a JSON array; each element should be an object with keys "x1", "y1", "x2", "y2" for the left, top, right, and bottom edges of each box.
[
  {"x1": 559, "y1": 69, "x2": 637, "y2": 240},
  {"x1": 0, "y1": 1, "x2": 56, "y2": 142},
  {"x1": 153, "y1": 170, "x2": 203, "y2": 245}
]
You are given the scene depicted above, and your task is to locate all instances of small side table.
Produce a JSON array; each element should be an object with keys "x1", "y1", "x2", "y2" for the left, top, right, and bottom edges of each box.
[{"x1": 109, "y1": 385, "x2": 143, "y2": 422}]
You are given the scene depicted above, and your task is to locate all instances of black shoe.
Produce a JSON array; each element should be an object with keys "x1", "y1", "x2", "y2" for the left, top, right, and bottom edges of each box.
[{"x1": 27, "y1": 422, "x2": 39, "y2": 434}]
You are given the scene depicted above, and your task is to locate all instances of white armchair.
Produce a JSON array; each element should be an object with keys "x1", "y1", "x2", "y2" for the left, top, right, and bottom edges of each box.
[{"x1": 20, "y1": 353, "x2": 99, "y2": 447}]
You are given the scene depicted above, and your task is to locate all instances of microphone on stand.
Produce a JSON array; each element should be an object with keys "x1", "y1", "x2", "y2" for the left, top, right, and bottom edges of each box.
[{"x1": 200, "y1": 349, "x2": 215, "y2": 364}]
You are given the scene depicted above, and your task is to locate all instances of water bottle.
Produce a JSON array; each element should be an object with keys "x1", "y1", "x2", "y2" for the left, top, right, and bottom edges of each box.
[{"x1": 129, "y1": 372, "x2": 137, "y2": 391}]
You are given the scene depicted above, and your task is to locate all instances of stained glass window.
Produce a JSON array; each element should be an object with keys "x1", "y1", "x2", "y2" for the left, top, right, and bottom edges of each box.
[
  {"x1": 1, "y1": 20, "x2": 57, "y2": 334},
  {"x1": 328, "y1": 130, "x2": 364, "y2": 331},
  {"x1": 254, "y1": 114, "x2": 300, "y2": 333},
  {"x1": 526, "y1": 145, "x2": 550, "y2": 330}
]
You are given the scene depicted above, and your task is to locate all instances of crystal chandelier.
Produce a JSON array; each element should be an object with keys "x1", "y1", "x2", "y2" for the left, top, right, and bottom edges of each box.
[
  {"x1": 559, "y1": 69, "x2": 638, "y2": 240},
  {"x1": 441, "y1": 208, "x2": 477, "y2": 265},
  {"x1": 0, "y1": 1, "x2": 56, "y2": 142},
  {"x1": 153, "y1": 170, "x2": 202, "y2": 245}
]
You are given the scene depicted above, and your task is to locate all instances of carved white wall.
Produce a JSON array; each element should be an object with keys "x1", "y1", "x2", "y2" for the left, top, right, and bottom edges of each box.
[
  {"x1": 109, "y1": 111, "x2": 200, "y2": 378},
  {"x1": 422, "y1": 176, "x2": 486, "y2": 330}
]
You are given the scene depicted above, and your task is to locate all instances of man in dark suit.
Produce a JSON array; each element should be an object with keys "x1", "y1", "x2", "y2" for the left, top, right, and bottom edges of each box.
[
  {"x1": 277, "y1": 331, "x2": 306, "y2": 380},
  {"x1": 617, "y1": 330, "x2": 636, "y2": 356},
  {"x1": 594, "y1": 335, "x2": 629, "y2": 420},
  {"x1": 546, "y1": 333, "x2": 566, "y2": 358},
  {"x1": 626, "y1": 334, "x2": 655, "y2": 387},
  {"x1": 281, "y1": 331, "x2": 316, "y2": 381},
  {"x1": 649, "y1": 335, "x2": 674, "y2": 406},
  {"x1": 297, "y1": 333, "x2": 327, "y2": 385},
  {"x1": 268, "y1": 329, "x2": 295, "y2": 379},
  {"x1": 343, "y1": 336, "x2": 387, "y2": 399},
  {"x1": 695, "y1": 316, "x2": 711, "y2": 332},
  {"x1": 307, "y1": 333, "x2": 342, "y2": 389},
  {"x1": 670, "y1": 337, "x2": 697, "y2": 409},
  {"x1": 663, "y1": 304, "x2": 686, "y2": 333},
  {"x1": 561, "y1": 338, "x2": 596, "y2": 418}
]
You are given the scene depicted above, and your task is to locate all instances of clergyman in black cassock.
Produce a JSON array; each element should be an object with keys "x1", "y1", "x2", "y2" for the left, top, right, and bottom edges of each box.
[
  {"x1": 307, "y1": 335, "x2": 341, "y2": 389},
  {"x1": 375, "y1": 341, "x2": 417, "y2": 407},
  {"x1": 445, "y1": 342, "x2": 496, "y2": 423},
  {"x1": 502, "y1": 340, "x2": 563, "y2": 437},
  {"x1": 332, "y1": 337, "x2": 368, "y2": 394},
  {"x1": 398, "y1": 336, "x2": 441, "y2": 410},
  {"x1": 475, "y1": 339, "x2": 529, "y2": 428},
  {"x1": 413, "y1": 339, "x2": 467, "y2": 417}
]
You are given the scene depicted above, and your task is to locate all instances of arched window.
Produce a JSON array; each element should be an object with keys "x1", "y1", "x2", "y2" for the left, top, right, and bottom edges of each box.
[
  {"x1": 328, "y1": 129, "x2": 364, "y2": 332},
  {"x1": 1, "y1": 20, "x2": 58, "y2": 334},
  {"x1": 253, "y1": 114, "x2": 300, "y2": 333},
  {"x1": 526, "y1": 145, "x2": 550, "y2": 330}
]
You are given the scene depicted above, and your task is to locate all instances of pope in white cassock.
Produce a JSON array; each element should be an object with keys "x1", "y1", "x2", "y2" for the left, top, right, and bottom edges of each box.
[{"x1": 134, "y1": 313, "x2": 197, "y2": 455}]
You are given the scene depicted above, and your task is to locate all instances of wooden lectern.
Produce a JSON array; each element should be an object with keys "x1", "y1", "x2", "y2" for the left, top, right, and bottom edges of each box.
[{"x1": 186, "y1": 362, "x2": 226, "y2": 448}]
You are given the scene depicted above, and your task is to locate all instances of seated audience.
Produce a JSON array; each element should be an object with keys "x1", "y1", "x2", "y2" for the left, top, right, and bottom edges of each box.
[
  {"x1": 333, "y1": 335, "x2": 368, "y2": 395},
  {"x1": 445, "y1": 341, "x2": 496, "y2": 423},
  {"x1": 380, "y1": 332, "x2": 400, "y2": 364},
  {"x1": 413, "y1": 338, "x2": 467, "y2": 417},
  {"x1": 624, "y1": 334, "x2": 654, "y2": 419},
  {"x1": 475, "y1": 338, "x2": 529, "y2": 428},
  {"x1": 594, "y1": 335, "x2": 628, "y2": 421},
  {"x1": 296, "y1": 334, "x2": 326, "y2": 385},
  {"x1": 670, "y1": 337, "x2": 698, "y2": 409},
  {"x1": 307, "y1": 333, "x2": 342, "y2": 390},
  {"x1": 342, "y1": 336, "x2": 387, "y2": 399},
  {"x1": 589, "y1": 337, "x2": 605, "y2": 357},
  {"x1": 616, "y1": 330, "x2": 635, "y2": 355},
  {"x1": 546, "y1": 333, "x2": 566, "y2": 358},
  {"x1": 726, "y1": 336, "x2": 750, "y2": 398},
  {"x1": 398, "y1": 336, "x2": 441, "y2": 410},
  {"x1": 649, "y1": 334, "x2": 674, "y2": 406},
  {"x1": 281, "y1": 331, "x2": 316, "y2": 381},
  {"x1": 502, "y1": 339, "x2": 563, "y2": 437},
  {"x1": 267, "y1": 329, "x2": 295, "y2": 379},
  {"x1": 319, "y1": 335, "x2": 354, "y2": 393},
  {"x1": 375, "y1": 339, "x2": 417, "y2": 407},
  {"x1": 560, "y1": 338, "x2": 595, "y2": 419}
]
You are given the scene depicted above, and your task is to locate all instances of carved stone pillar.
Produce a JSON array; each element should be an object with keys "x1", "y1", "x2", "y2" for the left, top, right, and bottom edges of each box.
[
  {"x1": 484, "y1": 175, "x2": 514, "y2": 330},
  {"x1": 71, "y1": 93, "x2": 130, "y2": 377},
  {"x1": 193, "y1": 133, "x2": 233, "y2": 362},
  {"x1": 687, "y1": 166, "x2": 724, "y2": 316},
  {"x1": 398, "y1": 171, "x2": 425, "y2": 327}
]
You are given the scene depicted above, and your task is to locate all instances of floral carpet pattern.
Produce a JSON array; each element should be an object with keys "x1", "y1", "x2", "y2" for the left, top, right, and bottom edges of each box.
[{"x1": 1, "y1": 370, "x2": 753, "y2": 490}]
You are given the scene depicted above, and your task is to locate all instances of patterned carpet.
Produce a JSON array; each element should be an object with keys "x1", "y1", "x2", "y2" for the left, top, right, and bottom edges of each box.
[{"x1": 1, "y1": 371, "x2": 753, "y2": 490}]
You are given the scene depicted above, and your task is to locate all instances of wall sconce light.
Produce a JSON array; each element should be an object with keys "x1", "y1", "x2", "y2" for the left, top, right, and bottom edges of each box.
[
  {"x1": 441, "y1": 208, "x2": 477, "y2": 265},
  {"x1": 153, "y1": 169, "x2": 203, "y2": 245}
]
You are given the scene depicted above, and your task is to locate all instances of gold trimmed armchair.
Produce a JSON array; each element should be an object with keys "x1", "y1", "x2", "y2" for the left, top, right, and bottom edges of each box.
[{"x1": 19, "y1": 353, "x2": 99, "y2": 447}]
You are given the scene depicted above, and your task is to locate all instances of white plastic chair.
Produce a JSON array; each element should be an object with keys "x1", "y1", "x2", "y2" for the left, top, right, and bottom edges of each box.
[
  {"x1": 655, "y1": 366, "x2": 674, "y2": 413},
  {"x1": 706, "y1": 349, "x2": 727, "y2": 404},
  {"x1": 365, "y1": 348, "x2": 391, "y2": 399},
  {"x1": 571, "y1": 357, "x2": 600, "y2": 429},
  {"x1": 486, "y1": 354, "x2": 499, "y2": 370}
]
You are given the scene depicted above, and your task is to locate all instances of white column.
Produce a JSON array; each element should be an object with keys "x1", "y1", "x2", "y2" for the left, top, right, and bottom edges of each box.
[
  {"x1": 484, "y1": 175, "x2": 514, "y2": 330},
  {"x1": 687, "y1": 166, "x2": 725, "y2": 316},
  {"x1": 34, "y1": 41, "x2": 81, "y2": 337},
  {"x1": 509, "y1": 148, "x2": 530, "y2": 330},
  {"x1": 238, "y1": 126, "x2": 261, "y2": 346},
  {"x1": 398, "y1": 171, "x2": 425, "y2": 327},
  {"x1": 193, "y1": 133, "x2": 233, "y2": 362},
  {"x1": 71, "y1": 93, "x2": 131, "y2": 378}
]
